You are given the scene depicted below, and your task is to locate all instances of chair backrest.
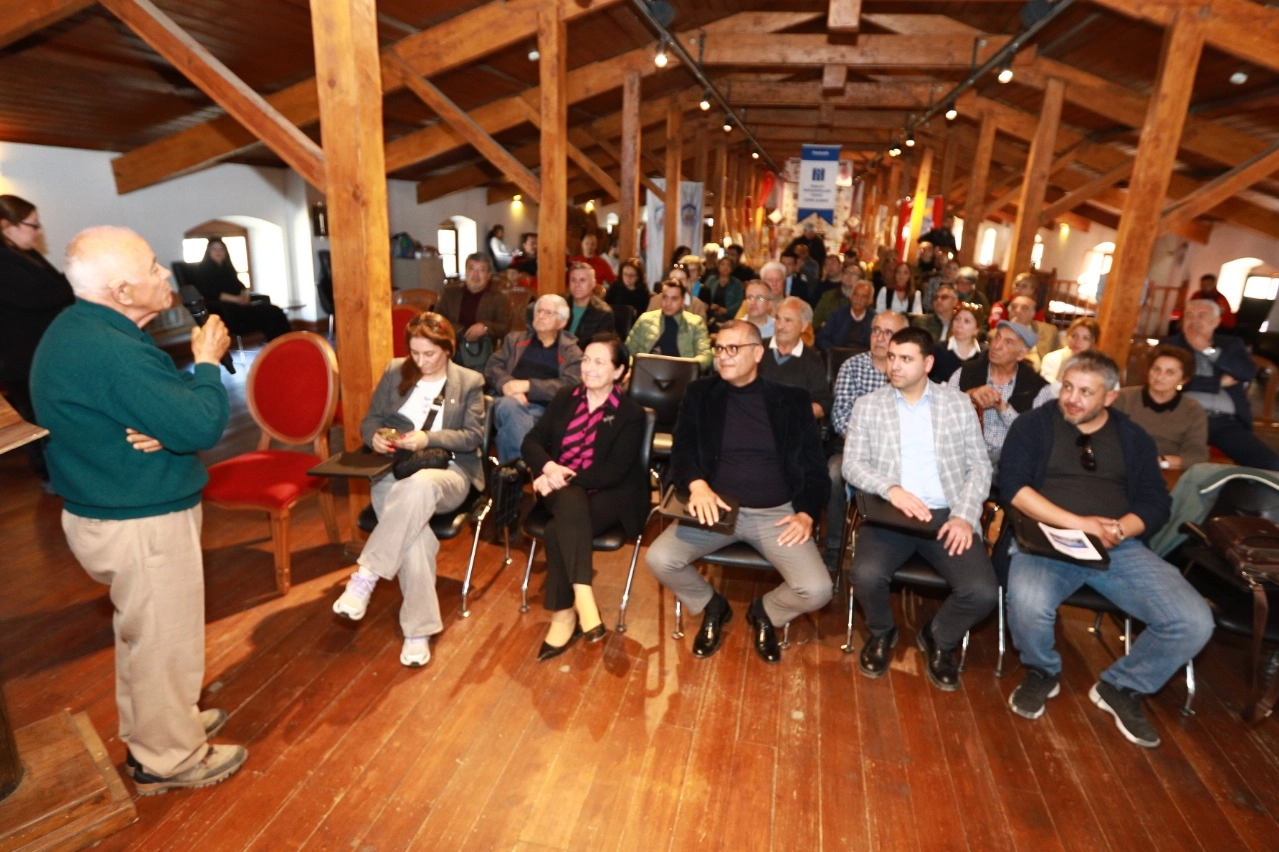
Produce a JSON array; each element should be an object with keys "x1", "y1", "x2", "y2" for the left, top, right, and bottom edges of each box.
[
  {"x1": 628, "y1": 353, "x2": 701, "y2": 432},
  {"x1": 392, "y1": 288, "x2": 438, "y2": 313},
  {"x1": 823, "y1": 345, "x2": 864, "y2": 388},
  {"x1": 637, "y1": 406, "x2": 658, "y2": 474},
  {"x1": 315, "y1": 249, "x2": 335, "y2": 316},
  {"x1": 391, "y1": 305, "x2": 421, "y2": 358},
  {"x1": 246, "y1": 331, "x2": 339, "y2": 449},
  {"x1": 507, "y1": 287, "x2": 532, "y2": 332},
  {"x1": 1206, "y1": 479, "x2": 1279, "y2": 524},
  {"x1": 613, "y1": 304, "x2": 637, "y2": 338},
  {"x1": 170, "y1": 260, "x2": 201, "y2": 291}
]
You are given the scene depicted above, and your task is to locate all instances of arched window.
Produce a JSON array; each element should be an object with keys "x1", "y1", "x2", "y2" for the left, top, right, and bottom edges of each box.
[
  {"x1": 1218, "y1": 257, "x2": 1264, "y2": 309},
  {"x1": 184, "y1": 222, "x2": 251, "y2": 289},
  {"x1": 1078, "y1": 241, "x2": 1115, "y2": 300},
  {"x1": 977, "y1": 227, "x2": 997, "y2": 267}
]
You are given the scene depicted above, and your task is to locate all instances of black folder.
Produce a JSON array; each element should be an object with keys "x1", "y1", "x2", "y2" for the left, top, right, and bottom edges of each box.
[
  {"x1": 307, "y1": 450, "x2": 394, "y2": 479},
  {"x1": 658, "y1": 486, "x2": 740, "y2": 534}
]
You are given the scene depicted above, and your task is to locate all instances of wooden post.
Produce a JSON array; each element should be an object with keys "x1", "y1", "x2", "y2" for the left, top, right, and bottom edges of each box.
[
  {"x1": 959, "y1": 113, "x2": 996, "y2": 267},
  {"x1": 725, "y1": 152, "x2": 740, "y2": 243},
  {"x1": 311, "y1": 0, "x2": 391, "y2": 493},
  {"x1": 617, "y1": 70, "x2": 641, "y2": 262},
  {"x1": 1004, "y1": 77, "x2": 1065, "y2": 288},
  {"x1": 714, "y1": 137, "x2": 728, "y2": 242},
  {"x1": 905, "y1": 146, "x2": 935, "y2": 261},
  {"x1": 885, "y1": 159, "x2": 903, "y2": 257},
  {"x1": 537, "y1": 0, "x2": 567, "y2": 294},
  {"x1": 939, "y1": 135, "x2": 957, "y2": 209},
  {"x1": 1098, "y1": 6, "x2": 1208, "y2": 364},
  {"x1": 663, "y1": 104, "x2": 683, "y2": 269},
  {"x1": 694, "y1": 116, "x2": 710, "y2": 186}
]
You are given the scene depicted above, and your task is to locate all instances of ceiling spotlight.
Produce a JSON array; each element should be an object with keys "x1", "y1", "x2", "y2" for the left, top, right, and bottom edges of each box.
[
  {"x1": 527, "y1": 49, "x2": 539, "y2": 62},
  {"x1": 945, "y1": 106, "x2": 958, "y2": 121},
  {"x1": 751, "y1": 151, "x2": 760, "y2": 159},
  {"x1": 700, "y1": 89, "x2": 712, "y2": 111},
  {"x1": 654, "y1": 38, "x2": 669, "y2": 68},
  {"x1": 889, "y1": 145, "x2": 902, "y2": 157},
  {"x1": 723, "y1": 118, "x2": 733, "y2": 132},
  {"x1": 997, "y1": 60, "x2": 1014, "y2": 84},
  {"x1": 905, "y1": 134, "x2": 916, "y2": 148},
  {"x1": 1230, "y1": 71, "x2": 1249, "y2": 85}
]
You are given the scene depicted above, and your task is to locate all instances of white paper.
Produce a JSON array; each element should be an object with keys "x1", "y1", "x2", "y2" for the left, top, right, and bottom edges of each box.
[{"x1": 1037, "y1": 522, "x2": 1104, "y2": 561}]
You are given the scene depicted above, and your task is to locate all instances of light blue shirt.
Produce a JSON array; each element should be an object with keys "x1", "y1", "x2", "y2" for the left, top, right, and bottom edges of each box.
[{"x1": 895, "y1": 383, "x2": 949, "y2": 510}]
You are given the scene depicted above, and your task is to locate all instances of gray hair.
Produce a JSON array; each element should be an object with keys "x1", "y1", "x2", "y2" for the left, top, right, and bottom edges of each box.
[
  {"x1": 777, "y1": 296, "x2": 813, "y2": 326},
  {"x1": 1186, "y1": 297, "x2": 1221, "y2": 318},
  {"x1": 718, "y1": 318, "x2": 763, "y2": 347},
  {"x1": 873, "y1": 309, "x2": 908, "y2": 331},
  {"x1": 535, "y1": 293, "x2": 569, "y2": 322},
  {"x1": 1061, "y1": 350, "x2": 1120, "y2": 391},
  {"x1": 958, "y1": 266, "x2": 979, "y2": 281},
  {"x1": 464, "y1": 252, "x2": 492, "y2": 272},
  {"x1": 759, "y1": 260, "x2": 786, "y2": 280}
]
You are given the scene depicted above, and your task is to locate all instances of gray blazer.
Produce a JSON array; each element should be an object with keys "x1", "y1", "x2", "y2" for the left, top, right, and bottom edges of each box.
[
  {"x1": 360, "y1": 359, "x2": 487, "y2": 491},
  {"x1": 842, "y1": 381, "x2": 991, "y2": 528}
]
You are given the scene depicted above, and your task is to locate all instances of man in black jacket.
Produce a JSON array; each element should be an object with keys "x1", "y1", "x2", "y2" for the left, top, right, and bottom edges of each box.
[{"x1": 646, "y1": 320, "x2": 832, "y2": 664}]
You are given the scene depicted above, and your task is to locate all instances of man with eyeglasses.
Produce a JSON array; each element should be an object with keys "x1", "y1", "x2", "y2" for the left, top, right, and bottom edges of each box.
[
  {"x1": 1000, "y1": 351, "x2": 1212, "y2": 749},
  {"x1": 484, "y1": 294, "x2": 583, "y2": 463},
  {"x1": 647, "y1": 320, "x2": 831, "y2": 664}
]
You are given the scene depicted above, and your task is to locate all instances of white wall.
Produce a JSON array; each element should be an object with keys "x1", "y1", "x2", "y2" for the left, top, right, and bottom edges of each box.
[{"x1": 0, "y1": 141, "x2": 310, "y2": 307}]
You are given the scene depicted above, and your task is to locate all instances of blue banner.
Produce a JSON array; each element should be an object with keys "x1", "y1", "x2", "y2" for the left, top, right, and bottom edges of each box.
[{"x1": 797, "y1": 144, "x2": 840, "y2": 224}]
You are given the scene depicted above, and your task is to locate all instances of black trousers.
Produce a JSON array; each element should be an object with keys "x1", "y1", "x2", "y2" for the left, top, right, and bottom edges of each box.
[
  {"x1": 852, "y1": 521, "x2": 999, "y2": 650},
  {"x1": 541, "y1": 485, "x2": 627, "y2": 611}
]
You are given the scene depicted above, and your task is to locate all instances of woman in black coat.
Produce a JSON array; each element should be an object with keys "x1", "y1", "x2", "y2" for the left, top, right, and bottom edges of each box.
[
  {"x1": 521, "y1": 334, "x2": 650, "y2": 661},
  {"x1": 195, "y1": 237, "x2": 292, "y2": 340},
  {"x1": 0, "y1": 194, "x2": 75, "y2": 485}
]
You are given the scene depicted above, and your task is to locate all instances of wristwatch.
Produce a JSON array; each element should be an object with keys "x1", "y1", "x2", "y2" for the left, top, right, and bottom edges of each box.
[{"x1": 1158, "y1": 455, "x2": 1171, "y2": 470}]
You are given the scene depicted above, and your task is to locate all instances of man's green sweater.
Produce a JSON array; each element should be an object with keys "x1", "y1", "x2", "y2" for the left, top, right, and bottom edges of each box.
[{"x1": 31, "y1": 299, "x2": 229, "y2": 520}]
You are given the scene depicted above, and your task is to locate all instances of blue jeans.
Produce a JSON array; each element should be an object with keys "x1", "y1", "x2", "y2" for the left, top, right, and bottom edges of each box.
[
  {"x1": 493, "y1": 396, "x2": 545, "y2": 463},
  {"x1": 1007, "y1": 540, "x2": 1213, "y2": 694}
]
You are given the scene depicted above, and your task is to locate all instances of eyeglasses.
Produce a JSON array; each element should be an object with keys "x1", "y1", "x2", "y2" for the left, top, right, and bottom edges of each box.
[
  {"x1": 712, "y1": 342, "x2": 761, "y2": 357},
  {"x1": 745, "y1": 294, "x2": 769, "y2": 302},
  {"x1": 19, "y1": 220, "x2": 41, "y2": 230},
  {"x1": 1076, "y1": 433, "x2": 1096, "y2": 472},
  {"x1": 870, "y1": 327, "x2": 896, "y2": 338}
]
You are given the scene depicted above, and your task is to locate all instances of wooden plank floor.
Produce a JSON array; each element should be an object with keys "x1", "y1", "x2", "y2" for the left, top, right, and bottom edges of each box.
[{"x1": 3, "y1": 348, "x2": 1279, "y2": 851}]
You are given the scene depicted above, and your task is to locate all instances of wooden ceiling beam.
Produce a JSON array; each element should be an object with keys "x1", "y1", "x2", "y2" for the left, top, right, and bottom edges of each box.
[
  {"x1": 0, "y1": 0, "x2": 93, "y2": 50},
  {"x1": 745, "y1": 108, "x2": 914, "y2": 129},
  {"x1": 701, "y1": 34, "x2": 1009, "y2": 68},
  {"x1": 1039, "y1": 162, "x2": 1133, "y2": 225},
  {"x1": 828, "y1": 0, "x2": 862, "y2": 34},
  {"x1": 512, "y1": 92, "x2": 621, "y2": 202},
  {"x1": 1161, "y1": 142, "x2": 1279, "y2": 234},
  {"x1": 1090, "y1": 0, "x2": 1279, "y2": 76},
  {"x1": 100, "y1": 0, "x2": 325, "y2": 190},
  {"x1": 109, "y1": 0, "x2": 626, "y2": 193},
  {"x1": 723, "y1": 80, "x2": 943, "y2": 108},
  {"x1": 391, "y1": 54, "x2": 540, "y2": 203}
]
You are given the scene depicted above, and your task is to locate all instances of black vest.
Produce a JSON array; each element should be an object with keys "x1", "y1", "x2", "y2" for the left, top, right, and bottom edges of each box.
[{"x1": 957, "y1": 356, "x2": 1047, "y2": 414}]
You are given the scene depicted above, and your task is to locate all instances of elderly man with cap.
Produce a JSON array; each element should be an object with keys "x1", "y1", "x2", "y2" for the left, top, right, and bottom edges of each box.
[
  {"x1": 949, "y1": 320, "x2": 1054, "y2": 467},
  {"x1": 1006, "y1": 294, "x2": 1059, "y2": 371}
]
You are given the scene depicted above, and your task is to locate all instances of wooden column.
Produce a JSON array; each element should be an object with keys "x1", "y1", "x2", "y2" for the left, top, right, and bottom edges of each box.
[
  {"x1": 939, "y1": 135, "x2": 957, "y2": 209},
  {"x1": 694, "y1": 116, "x2": 710, "y2": 185},
  {"x1": 617, "y1": 70, "x2": 641, "y2": 261},
  {"x1": 725, "y1": 152, "x2": 740, "y2": 242},
  {"x1": 537, "y1": 0, "x2": 567, "y2": 294},
  {"x1": 311, "y1": 0, "x2": 390, "y2": 476},
  {"x1": 885, "y1": 160, "x2": 903, "y2": 257},
  {"x1": 1004, "y1": 77, "x2": 1065, "y2": 287},
  {"x1": 959, "y1": 113, "x2": 996, "y2": 266},
  {"x1": 663, "y1": 104, "x2": 683, "y2": 268},
  {"x1": 905, "y1": 146, "x2": 935, "y2": 260},
  {"x1": 713, "y1": 136, "x2": 728, "y2": 242},
  {"x1": 1099, "y1": 7, "x2": 1208, "y2": 363}
]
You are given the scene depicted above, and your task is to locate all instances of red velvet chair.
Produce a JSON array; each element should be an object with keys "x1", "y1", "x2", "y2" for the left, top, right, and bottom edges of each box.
[
  {"x1": 391, "y1": 305, "x2": 421, "y2": 358},
  {"x1": 204, "y1": 331, "x2": 340, "y2": 593}
]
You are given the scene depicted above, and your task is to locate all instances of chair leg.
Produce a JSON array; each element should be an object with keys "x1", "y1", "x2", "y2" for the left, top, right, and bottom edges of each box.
[
  {"x1": 617, "y1": 533, "x2": 643, "y2": 634},
  {"x1": 673, "y1": 598, "x2": 684, "y2": 640},
  {"x1": 958, "y1": 630, "x2": 970, "y2": 672},
  {"x1": 269, "y1": 509, "x2": 292, "y2": 594},
  {"x1": 841, "y1": 575, "x2": 856, "y2": 653},
  {"x1": 995, "y1": 589, "x2": 1007, "y2": 677},
  {"x1": 317, "y1": 488, "x2": 339, "y2": 543},
  {"x1": 1182, "y1": 659, "x2": 1197, "y2": 717},
  {"x1": 520, "y1": 539, "x2": 537, "y2": 613},
  {"x1": 459, "y1": 522, "x2": 486, "y2": 619},
  {"x1": 1123, "y1": 617, "x2": 1132, "y2": 655},
  {"x1": 780, "y1": 622, "x2": 791, "y2": 651}
]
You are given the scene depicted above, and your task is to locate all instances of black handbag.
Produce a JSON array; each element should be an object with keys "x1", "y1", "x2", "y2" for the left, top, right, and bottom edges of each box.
[{"x1": 390, "y1": 393, "x2": 454, "y2": 479}]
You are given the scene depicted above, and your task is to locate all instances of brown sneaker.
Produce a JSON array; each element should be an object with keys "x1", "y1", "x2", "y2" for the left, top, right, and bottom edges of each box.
[
  {"x1": 133, "y1": 744, "x2": 247, "y2": 796},
  {"x1": 125, "y1": 708, "x2": 228, "y2": 777}
]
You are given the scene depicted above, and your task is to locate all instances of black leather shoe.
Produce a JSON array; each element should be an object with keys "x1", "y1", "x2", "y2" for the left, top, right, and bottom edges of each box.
[
  {"x1": 916, "y1": 622, "x2": 960, "y2": 691},
  {"x1": 691, "y1": 598, "x2": 732, "y2": 658},
  {"x1": 537, "y1": 625, "x2": 583, "y2": 662},
  {"x1": 747, "y1": 598, "x2": 781, "y2": 664},
  {"x1": 858, "y1": 628, "x2": 898, "y2": 678},
  {"x1": 582, "y1": 623, "x2": 608, "y2": 644}
]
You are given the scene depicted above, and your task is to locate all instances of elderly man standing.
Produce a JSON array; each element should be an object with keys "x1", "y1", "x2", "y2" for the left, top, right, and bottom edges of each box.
[
  {"x1": 824, "y1": 310, "x2": 909, "y2": 565},
  {"x1": 646, "y1": 320, "x2": 831, "y2": 664},
  {"x1": 1164, "y1": 298, "x2": 1279, "y2": 470},
  {"x1": 626, "y1": 278, "x2": 713, "y2": 371},
  {"x1": 950, "y1": 320, "x2": 1054, "y2": 467},
  {"x1": 844, "y1": 326, "x2": 998, "y2": 689},
  {"x1": 565, "y1": 261, "x2": 615, "y2": 343},
  {"x1": 437, "y1": 252, "x2": 512, "y2": 364},
  {"x1": 30, "y1": 226, "x2": 246, "y2": 794},
  {"x1": 759, "y1": 296, "x2": 832, "y2": 421},
  {"x1": 485, "y1": 294, "x2": 583, "y2": 463},
  {"x1": 1001, "y1": 352, "x2": 1212, "y2": 747}
]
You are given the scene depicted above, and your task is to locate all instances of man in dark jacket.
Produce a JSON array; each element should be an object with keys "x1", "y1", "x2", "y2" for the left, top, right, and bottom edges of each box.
[
  {"x1": 1163, "y1": 298, "x2": 1279, "y2": 470},
  {"x1": 1000, "y1": 351, "x2": 1212, "y2": 748},
  {"x1": 646, "y1": 320, "x2": 832, "y2": 664},
  {"x1": 566, "y1": 261, "x2": 615, "y2": 343}
]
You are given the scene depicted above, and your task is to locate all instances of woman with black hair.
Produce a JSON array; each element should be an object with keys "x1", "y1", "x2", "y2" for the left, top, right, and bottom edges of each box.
[{"x1": 195, "y1": 238, "x2": 292, "y2": 340}]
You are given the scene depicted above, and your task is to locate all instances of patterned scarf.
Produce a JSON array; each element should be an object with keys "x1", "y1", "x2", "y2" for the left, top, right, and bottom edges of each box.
[{"x1": 558, "y1": 384, "x2": 621, "y2": 473}]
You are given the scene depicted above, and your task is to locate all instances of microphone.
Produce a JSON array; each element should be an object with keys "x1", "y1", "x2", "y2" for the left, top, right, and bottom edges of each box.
[{"x1": 179, "y1": 285, "x2": 236, "y2": 374}]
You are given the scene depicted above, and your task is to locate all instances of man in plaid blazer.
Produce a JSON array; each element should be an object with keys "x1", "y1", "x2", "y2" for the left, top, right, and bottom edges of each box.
[{"x1": 843, "y1": 326, "x2": 999, "y2": 691}]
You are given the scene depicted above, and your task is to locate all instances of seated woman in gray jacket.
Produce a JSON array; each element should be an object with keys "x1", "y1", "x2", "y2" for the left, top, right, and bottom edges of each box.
[{"x1": 333, "y1": 312, "x2": 486, "y2": 668}]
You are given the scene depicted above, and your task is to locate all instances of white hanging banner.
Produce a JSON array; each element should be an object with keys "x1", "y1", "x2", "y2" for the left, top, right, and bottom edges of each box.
[
  {"x1": 797, "y1": 144, "x2": 840, "y2": 225},
  {"x1": 645, "y1": 179, "x2": 704, "y2": 285}
]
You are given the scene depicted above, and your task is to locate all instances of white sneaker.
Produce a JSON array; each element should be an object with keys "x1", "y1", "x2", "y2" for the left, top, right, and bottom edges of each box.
[
  {"x1": 333, "y1": 571, "x2": 377, "y2": 620},
  {"x1": 401, "y1": 636, "x2": 430, "y2": 667}
]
